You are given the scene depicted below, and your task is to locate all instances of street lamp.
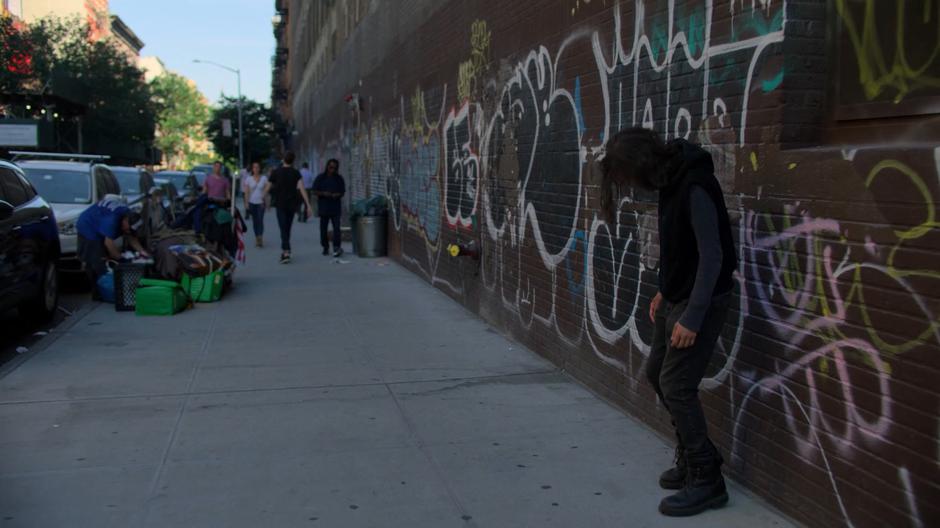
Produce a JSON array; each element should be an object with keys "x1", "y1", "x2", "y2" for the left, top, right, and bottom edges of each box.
[
  {"x1": 193, "y1": 59, "x2": 243, "y2": 232},
  {"x1": 193, "y1": 58, "x2": 244, "y2": 180}
]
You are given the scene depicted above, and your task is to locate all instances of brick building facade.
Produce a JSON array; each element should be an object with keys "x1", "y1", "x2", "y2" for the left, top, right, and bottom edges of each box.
[
  {"x1": 276, "y1": 2, "x2": 940, "y2": 526},
  {"x1": 12, "y1": 0, "x2": 110, "y2": 39}
]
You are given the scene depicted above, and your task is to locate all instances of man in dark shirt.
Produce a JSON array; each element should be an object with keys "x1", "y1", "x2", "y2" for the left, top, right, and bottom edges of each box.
[
  {"x1": 600, "y1": 127, "x2": 737, "y2": 517},
  {"x1": 312, "y1": 158, "x2": 346, "y2": 257},
  {"x1": 265, "y1": 151, "x2": 313, "y2": 263}
]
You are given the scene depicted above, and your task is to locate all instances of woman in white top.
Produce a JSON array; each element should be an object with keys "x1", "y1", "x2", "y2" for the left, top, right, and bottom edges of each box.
[{"x1": 242, "y1": 161, "x2": 269, "y2": 247}]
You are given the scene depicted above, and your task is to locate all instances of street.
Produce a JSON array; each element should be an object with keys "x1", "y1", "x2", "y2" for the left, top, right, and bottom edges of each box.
[{"x1": 0, "y1": 217, "x2": 794, "y2": 528}]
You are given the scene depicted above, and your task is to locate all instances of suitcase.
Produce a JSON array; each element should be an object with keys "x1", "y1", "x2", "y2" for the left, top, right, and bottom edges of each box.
[
  {"x1": 135, "y1": 279, "x2": 189, "y2": 316},
  {"x1": 181, "y1": 270, "x2": 224, "y2": 302}
]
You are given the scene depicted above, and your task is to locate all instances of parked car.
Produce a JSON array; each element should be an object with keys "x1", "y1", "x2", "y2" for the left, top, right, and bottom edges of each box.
[
  {"x1": 0, "y1": 160, "x2": 60, "y2": 321},
  {"x1": 154, "y1": 170, "x2": 195, "y2": 198},
  {"x1": 16, "y1": 153, "x2": 120, "y2": 273},
  {"x1": 111, "y1": 166, "x2": 155, "y2": 209},
  {"x1": 190, "y1": 163, "x2": 241, "y2": 198},
  {"x1": 190, "y1": 163, "x2": 228, "y2": 180}
]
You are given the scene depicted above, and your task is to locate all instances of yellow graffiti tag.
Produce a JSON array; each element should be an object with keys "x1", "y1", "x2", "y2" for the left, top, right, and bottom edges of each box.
[
  {"x1": 836, "y1": 0, "x2": 940, "y2": 103},
  {"x1": 457, "y1": 20, "x2": 491, "y2": 101},
  {"x1": 410, "y1": 86, "x2": 427, "y2": 134}
]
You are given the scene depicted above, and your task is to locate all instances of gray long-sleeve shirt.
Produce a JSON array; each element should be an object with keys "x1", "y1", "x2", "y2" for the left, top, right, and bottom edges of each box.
[{"x1": 677, "y1": 185, "x2": 723, "y2": 332}]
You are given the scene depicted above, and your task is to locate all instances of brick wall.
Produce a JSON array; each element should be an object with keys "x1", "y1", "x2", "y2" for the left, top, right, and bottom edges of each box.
[{"x1": 285, "y1": 1, "x2": 940, "y2": 526}]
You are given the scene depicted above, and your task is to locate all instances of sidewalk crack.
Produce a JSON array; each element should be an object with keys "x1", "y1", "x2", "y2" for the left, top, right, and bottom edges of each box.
[
  {"x1": 142, "y1": 313, "x2": 218, "y2": 523},
  {"x1": 385, "y1": 383, "x2": 478, "y2": 527}
]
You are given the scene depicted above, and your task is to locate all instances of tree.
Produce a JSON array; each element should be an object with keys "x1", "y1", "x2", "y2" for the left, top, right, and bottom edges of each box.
[
  {"x1": 151, "y1": 72, "x2": 212, "y2": 169},
  {"x1": 0, "y1": 16, "x2": 156, "y2": 162},
  {"x1": 72, "y1": 37, "x2": 156, "y2": 157},
  {"x1": 207, "y1": 96, "x2": 274, "y2": 168}
]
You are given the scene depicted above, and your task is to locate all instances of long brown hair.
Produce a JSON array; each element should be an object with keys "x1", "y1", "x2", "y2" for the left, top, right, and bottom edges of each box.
[{"x1": 599, "y1": 127, "x2": 678, "y2": 222}]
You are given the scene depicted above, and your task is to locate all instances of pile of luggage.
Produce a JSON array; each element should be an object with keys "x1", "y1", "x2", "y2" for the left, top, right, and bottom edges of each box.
[{"x1": 99, "y1": 197, "x2": 242, "y2": 315}]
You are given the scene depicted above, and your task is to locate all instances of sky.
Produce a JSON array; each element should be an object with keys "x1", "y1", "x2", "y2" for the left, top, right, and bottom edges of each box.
[{"x1": 110, "y1": 0, "x2": 275, "y2": 105}]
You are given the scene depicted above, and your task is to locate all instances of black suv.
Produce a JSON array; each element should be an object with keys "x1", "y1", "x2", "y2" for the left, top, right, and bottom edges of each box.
[{"x1": 0, "y1": 160, "x2": 60, "y2": 321}]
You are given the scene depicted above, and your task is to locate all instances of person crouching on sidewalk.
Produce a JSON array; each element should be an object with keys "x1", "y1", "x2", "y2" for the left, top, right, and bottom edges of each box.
[
  {"x1": 599, "y1": 127, "x2": 737, "y2": 517},
  {"x1": 76, "y1": 197, "x2": 149, "y2": 284}
]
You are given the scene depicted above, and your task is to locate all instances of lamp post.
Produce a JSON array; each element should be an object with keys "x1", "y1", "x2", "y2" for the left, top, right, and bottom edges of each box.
[{"x1": 193, "y1": 59, "x2": 243, "y2": 231}]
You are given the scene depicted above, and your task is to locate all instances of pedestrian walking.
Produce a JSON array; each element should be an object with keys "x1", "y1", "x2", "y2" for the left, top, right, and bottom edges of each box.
[
  {"x1": 312, "y1": 158, "x2": 346, "y2": 257},
  {"x1": 298, "y1": 162, "x2": 314, "y2": 222},
  {"x1": 202, "y1": 161, "x2": 231, "y2": 204},
  {"x1": 599, "y1": 127, "x2": 737, "y2": 517},
  {"x1": 265, "y1": 151, "x2": 313, "y2": 263},
  {"x1": 242, "y1": 161, "x2": 268, "y2": 248}
]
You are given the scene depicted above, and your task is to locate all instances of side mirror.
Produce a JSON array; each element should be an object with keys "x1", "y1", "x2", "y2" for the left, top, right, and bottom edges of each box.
[{"x1": 0, "y1": 200, "x2": 13, "y2": 221}]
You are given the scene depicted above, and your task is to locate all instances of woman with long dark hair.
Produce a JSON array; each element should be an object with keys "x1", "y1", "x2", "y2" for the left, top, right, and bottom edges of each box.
[
  {"x1": 600, "y1": 127, "x2": 737, "y2": 517},
  {"x1": 242, "y1": 161, "x2": 268, "y2": 247}
]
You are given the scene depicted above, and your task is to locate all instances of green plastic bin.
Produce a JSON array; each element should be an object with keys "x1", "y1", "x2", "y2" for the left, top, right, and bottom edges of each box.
[
  {"x1": 181, "y1": 270, "x2": 224, "y2": 302},
  {"x1": 135, "y1": 279, "x2": 188, "y2": 316}
]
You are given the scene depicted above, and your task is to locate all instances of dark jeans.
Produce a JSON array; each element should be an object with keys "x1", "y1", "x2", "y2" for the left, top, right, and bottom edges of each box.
[
  {"x1": 276, "y1": 207, "x2": 295, "y2": 252},
  {"x1": 646, "y1": 294, "x2": 730, "y2": 467},
  {"x1": 77, "y1": 235, "x2": 106, "y2": 280},
  {"x1": 319, "y1": 214, "x2": 341, "y2": 250},
  {"x1": 248, "y1": 203, "x2": 265, "y2": 237}
]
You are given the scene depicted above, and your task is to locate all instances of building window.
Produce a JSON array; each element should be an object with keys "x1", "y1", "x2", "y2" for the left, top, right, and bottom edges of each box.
[{"x1": 833, "y1": 0, "x2": 940, "y2": 120}]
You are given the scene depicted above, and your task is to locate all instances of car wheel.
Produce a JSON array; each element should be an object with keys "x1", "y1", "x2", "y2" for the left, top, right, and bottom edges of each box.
[{"x1": 20, "y1": 260, "x2": 59, "y2": 322}]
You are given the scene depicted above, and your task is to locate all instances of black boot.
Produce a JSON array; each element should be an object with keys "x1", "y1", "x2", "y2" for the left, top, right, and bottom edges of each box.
[
  {"x1": 659, "y1": 445, "x2": 687, "y2": 490},
  {"x1": 658, "y1": 461, "x2": 728, "y2": 517}
]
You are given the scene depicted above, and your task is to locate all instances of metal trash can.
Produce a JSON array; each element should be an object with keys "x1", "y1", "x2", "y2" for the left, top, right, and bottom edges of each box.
[
  {"x1": 350, "y1": 217, "x2": 360, "y2": 255},
  {"x1": 355, "y1": 215, "x2": 387, "y2": 257}
]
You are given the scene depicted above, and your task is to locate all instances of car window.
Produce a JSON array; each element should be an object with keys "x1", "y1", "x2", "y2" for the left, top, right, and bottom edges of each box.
[
  {"x1": 21, "y1": 168, "x2": 92, "y2": 204},
  {"x1": 190, "y1": 170, "x2": 208, "y2": 186},
  {"x1": 113, "y1": 169, "x2": 140, "y2": 195},
  {"x1": 17, "y1": 173, "x2": 37, "y2": 200},
  {"x1": 157, "y1": 172, "x2": 189, "y2": 190},
  {"x1": 0, "y1": 168, "x2": 31, "y2": 206}
]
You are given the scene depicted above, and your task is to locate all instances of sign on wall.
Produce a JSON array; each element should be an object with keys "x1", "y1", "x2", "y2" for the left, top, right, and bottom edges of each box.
[{"x1": 0, "y1": 123, "x2": 38, "y2": 147}]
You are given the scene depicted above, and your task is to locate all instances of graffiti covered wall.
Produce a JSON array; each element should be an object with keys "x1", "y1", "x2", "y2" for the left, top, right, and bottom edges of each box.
[{"x1": 286, "y1": 1, "x2": 940, "y2": 526}]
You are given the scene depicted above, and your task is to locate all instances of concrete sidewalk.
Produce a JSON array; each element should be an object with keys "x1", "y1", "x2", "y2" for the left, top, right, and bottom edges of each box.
[{"x1": 0, "y1": 217, "x2": 795, "y2": 528}]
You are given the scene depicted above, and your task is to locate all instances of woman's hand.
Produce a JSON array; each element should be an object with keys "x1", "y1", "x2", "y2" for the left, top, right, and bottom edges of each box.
[{"x1": 649, "y1": 292, "x2": 663, "y2": 323}]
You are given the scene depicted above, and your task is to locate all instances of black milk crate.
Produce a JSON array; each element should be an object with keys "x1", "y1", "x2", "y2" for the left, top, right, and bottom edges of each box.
[{"x1": 114, "y1": 263, "x2": 148, "y2": 312}]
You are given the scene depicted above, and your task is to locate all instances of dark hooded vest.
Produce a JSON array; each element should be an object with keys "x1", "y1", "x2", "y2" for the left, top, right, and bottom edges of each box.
[{"x1": 657, "y1": 140, "x2": 737, "y2": 302}]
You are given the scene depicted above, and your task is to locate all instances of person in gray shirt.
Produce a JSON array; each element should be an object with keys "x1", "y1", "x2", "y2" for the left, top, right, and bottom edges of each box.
[{"x1": 600, "y1": 127, "x2": 738, "y2": 518}]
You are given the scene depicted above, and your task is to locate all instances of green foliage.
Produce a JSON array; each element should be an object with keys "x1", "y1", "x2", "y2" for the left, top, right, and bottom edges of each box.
[
  {"x1": 0, "y1": 16, "x2": 156, "y2": 160},
  {"x1": 151, "y1": 72, "x2": 212, "y2": 168},
  {"x1": 207, "y1": 96, "x2": 275, "y2": 168}
]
